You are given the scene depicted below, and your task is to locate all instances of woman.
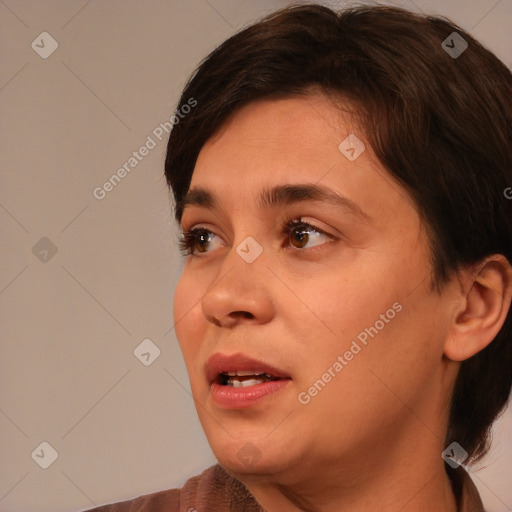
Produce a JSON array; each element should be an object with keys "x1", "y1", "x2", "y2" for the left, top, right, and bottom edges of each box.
[{"x1": 86, "y1": 4, "x2": 512, "y2": 511}]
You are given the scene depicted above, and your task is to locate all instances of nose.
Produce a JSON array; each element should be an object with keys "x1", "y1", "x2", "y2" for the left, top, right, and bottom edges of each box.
[{"x1": 200, "y1": 246, "x2": 275, "y2": 328}]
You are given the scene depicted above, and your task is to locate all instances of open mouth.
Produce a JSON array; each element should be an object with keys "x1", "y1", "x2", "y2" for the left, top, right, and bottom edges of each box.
[
  {"x1": 206, "y1": 352, "x2": 291, "y2": 387},
  {"x1": 206, "y1": 353, "x2": 292, "y2": 408},
  {"x1": 217, "y1": 370, "x2": 282, "y2": 387}
]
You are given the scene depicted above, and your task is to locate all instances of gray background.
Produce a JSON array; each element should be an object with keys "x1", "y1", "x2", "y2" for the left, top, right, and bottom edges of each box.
[{"x1": 0, "y1": 0, "x2": 511, "y2": 511}]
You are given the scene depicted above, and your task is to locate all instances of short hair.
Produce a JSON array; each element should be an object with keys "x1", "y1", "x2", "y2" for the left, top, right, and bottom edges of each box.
[{"x1": 165, "y1": 4, "x2": 512, "y2": 464}]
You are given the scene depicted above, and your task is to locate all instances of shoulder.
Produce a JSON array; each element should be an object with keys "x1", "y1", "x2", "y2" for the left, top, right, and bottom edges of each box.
[
  {"x1": 81, "y1": 483, "x2": 180, "y2": 512},
  {"x1": 81, "y1": 464, "x2": 263, "y2": 512}
]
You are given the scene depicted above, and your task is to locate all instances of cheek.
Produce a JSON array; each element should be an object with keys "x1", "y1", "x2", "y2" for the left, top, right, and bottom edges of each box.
[
  {"x1": 346, "y1": 296, "x2": 445, "y2": 408},
  {"x1": 295, "y1": 300, "x2": 442, "y2": 442},
  {"x1": 294, "y1": 258, "x2": 440, "y2": 386},
  {"x1": 303, "y1": 272, "x2": 400, "y2": 346},
  {"x1": 173, "y1": 271, "x2": 205, "y2": 357}
]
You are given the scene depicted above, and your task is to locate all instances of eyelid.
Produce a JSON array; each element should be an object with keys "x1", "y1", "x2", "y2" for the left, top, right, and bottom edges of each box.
[
  {"x1": 180, "y1": 218, "x2": 332, "y2": 242},
  {"x1": 177, "y1": 223, "x2": 227, "y2": 258},
  {"x1": 179, "y1": 217, "x2": 338, "y2": 257},
  {"x1": 281, "y1": 218, "x2": 336, "y2": 250},
  {"x1": 285, "y1": 217, "x2": 334, "y2": 236}
]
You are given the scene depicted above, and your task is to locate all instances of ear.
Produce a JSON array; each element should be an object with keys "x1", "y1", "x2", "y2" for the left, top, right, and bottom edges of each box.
[{"x1": 444, "y1": 255, "x2": 512, "y2": 362}]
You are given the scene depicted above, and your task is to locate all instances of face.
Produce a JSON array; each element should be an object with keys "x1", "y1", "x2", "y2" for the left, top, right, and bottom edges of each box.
[{"x1": 173, "y1": 94, "x2": 457, "y2": 485}]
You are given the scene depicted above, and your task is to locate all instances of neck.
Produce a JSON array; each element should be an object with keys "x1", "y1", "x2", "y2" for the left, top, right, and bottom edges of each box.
[
  {"x1": 233, "y1": 418, "x2": 459, "y2": 512},
  {"x1": 241, "y1": 460, "x2": 458, "y2": 512}
]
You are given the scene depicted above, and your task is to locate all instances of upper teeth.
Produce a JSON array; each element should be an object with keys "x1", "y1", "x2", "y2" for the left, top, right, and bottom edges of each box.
[{"x1": 225, "y1": 370, "x2": 269, "y2": 377}]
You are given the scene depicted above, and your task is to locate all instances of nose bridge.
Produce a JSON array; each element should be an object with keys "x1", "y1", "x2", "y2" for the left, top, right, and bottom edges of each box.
[{"x1": 201, "y1": 234, "x2": 273, "y2": 327}]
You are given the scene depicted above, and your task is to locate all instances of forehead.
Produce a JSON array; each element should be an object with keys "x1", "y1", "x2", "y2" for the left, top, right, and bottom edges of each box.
[
  {"x1": 185, "y1": 94, "x2": 418, "y2": 227},
  {"x1": 192, "y1": 94, "x2": 352, "y2": 183}
]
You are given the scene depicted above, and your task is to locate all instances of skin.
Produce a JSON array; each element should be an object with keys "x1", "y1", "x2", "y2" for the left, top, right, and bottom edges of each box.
[{"x1": 173, "y1": 93, "x2": 512, "y2": 512}]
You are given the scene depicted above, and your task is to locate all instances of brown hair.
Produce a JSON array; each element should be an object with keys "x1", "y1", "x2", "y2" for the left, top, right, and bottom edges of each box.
[{"x1": 165, "y1": 4, "x2": 512, "y2": 464}]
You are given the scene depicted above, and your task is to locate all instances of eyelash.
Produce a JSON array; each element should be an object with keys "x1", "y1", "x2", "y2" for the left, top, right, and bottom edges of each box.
[{"x1": 178, "y1": 218, "x2": 333, "y2": 257}]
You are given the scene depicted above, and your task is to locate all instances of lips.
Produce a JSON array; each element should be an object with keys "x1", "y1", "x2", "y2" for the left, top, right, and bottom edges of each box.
[
  {"x1": 206, "y1": 353, "x2": 292, "y2": 409},
  {"x1": 206, "y1": 353, "x2": 291, "y2": 386}
]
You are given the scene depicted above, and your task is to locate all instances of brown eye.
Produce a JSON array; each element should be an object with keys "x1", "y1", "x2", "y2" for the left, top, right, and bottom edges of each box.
[
  {"x1": 285, "y1": 219, "x2": 333, "y2": 250},
  {"x1": 289, "y1": 225, "x2": 310, "y2": 248},
  {"x1": 195, "y1": 230, "x2": 211, "y2": 253},
  {"x1": 178, "y1": 228, "x2": 221, "y2": 256}
]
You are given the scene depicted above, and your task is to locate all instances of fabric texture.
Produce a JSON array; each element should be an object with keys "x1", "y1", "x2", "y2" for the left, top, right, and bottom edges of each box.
[{"x1": 84, "y1": 463, "x2": 484, "y2": 512}]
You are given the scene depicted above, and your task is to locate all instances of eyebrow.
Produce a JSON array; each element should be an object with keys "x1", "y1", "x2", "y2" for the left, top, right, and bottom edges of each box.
[{"x1": 176, "y1": 183, "x2": 370, "y2": 222}]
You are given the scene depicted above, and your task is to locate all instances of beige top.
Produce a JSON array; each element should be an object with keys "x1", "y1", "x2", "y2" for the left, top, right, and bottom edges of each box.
[{"x1": 84, "y1": 464, "x2": 485, "y2": 512}]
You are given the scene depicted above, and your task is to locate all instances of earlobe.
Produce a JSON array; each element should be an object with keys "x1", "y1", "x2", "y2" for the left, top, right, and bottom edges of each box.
[{"x1": 444, "y1": 255, "x2": 512, "y2": 362}]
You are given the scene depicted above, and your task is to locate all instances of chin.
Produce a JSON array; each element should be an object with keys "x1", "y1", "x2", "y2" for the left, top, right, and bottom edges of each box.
[
  {"x1": 217, "y1": 451, "x2": 289, "y2": 480},
  {"x1": 207, "y1": 432, "x2": 296, "y2": 479}
]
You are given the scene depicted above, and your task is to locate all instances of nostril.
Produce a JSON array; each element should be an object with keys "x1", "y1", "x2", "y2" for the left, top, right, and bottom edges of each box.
[
  {"x1": 205, "y1": 311, "x2": 255, "y2": 327},
  {"x1": 206, "y1": 315, "x2": 222, "y2": 327}
]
